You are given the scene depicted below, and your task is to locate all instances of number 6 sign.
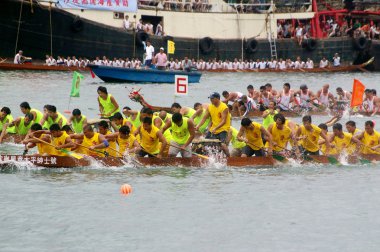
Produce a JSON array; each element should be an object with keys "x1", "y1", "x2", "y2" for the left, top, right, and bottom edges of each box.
[{"x1": 175, "y1": 75, "x2": 188, "y2": 96}]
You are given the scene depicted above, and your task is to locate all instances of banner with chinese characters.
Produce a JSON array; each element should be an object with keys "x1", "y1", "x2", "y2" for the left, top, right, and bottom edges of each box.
[{"x1": 57, "y1": 0, "x2": 137, "y2": 12}]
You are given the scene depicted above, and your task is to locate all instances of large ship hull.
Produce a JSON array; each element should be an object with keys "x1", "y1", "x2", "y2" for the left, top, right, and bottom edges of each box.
[{"x1": 0, "y1": 0, "x2": 378, "y2": 70}]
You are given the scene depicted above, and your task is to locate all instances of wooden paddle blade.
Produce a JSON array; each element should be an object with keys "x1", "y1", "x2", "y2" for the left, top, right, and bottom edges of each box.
[
  {"x1": 193, "y1": 152, "x2": 209, "y2": 160},
  {"x1": 60, "y1": 149, "x2": 83, "y2": 159}
]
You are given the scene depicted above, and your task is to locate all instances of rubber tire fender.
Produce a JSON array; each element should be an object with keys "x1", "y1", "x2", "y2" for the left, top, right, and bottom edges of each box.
[
  {"x1": 136, "y1": 31, "x2": 149, "y2": 46},
  {"x1": 305, "y1": 38, "x2": 317, "y2": 51},
  {"x1": 199, "y1": 37, "x2": 214, "y2": 54},
  {"x1": 353, "y1": 37, "x2": 368, "y2": 51},
  {"x1": 71, "y1": 17, "x2": 84, "y2": 32},
  {"x1": 245, "y1": 38, "x2": 258, "y2": 53}
]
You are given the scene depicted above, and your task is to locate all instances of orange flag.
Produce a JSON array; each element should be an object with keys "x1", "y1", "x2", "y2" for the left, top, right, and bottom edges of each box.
[{"x1": 350, "y1": 79, "x2": 366, "y2": 108}]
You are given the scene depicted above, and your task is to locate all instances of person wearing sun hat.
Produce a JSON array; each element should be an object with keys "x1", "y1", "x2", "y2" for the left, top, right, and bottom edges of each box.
[
  {"x1": 195, "y1": 92, "x2": 231, "y2": 156},
  {"x1": 154, "y1": 47, "x2": 167, "y2": 70}
]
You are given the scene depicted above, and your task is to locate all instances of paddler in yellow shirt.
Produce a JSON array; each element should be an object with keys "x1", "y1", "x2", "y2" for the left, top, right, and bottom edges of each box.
[
  {"x1": 97, "y1": 86, "x2": 120, "y2": 118},
  {"x1": 267, "y1": 113, "x2": 296, "y2": 155},
  {"x1": 105, "y1": 125, "x2": 140, "y2": 156},
  {"x1": 136, "y1": 117, "x2": 167, "y2": 158},
  {"x1": 110, "y1": 112, "x2": 134, "y2": 133},
  {"x1": 22, "y1": 123, "x2": 53, "y2": 155},
  {"x1": 296, "y1": 115, "x2": 330, "y2": 155},
  {"x1": 98, "y1": 120, "x2": 118, "y2": 157},
  {"x1": 237, "y1": 117, "x2": 273, "y2": 157},
  {"x1": 317, "y1": 123, "x2": 337, "y2": 155},
  {"x1": 195, "y1": 92, "x2": 231, "y2": 156},
  {"x1": 71, "y1": 125, "x2": 109, "y2": 157},
  {"x1": 33, "y1": 123, "x2": 75, "y2": 156},
  {"x1": 356, "y1": 120, "x2": 380, "y2": 154},
  {"x1": 328, "y1": 123, "x2": 362, "y2": 155},
  {"x1": 139, "y1": 107, "x2": 172, "y2": 156},
  {"x1": 162, "y1": 112, "x2": 195, "y2": 157}
]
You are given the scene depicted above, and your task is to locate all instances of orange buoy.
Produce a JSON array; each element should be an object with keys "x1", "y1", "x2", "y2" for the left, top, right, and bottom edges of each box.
[{"x1": 120, "y1": 184, "x2": 132, "y2": 195}]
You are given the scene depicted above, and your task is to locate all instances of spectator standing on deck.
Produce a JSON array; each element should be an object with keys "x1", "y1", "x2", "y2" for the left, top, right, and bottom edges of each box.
[
  {"x1": 154, "y1": 47, "x2": 167, "y2": 70},
  {"x1": 155, "y1": 21, "x2": 163, "y2": 36},
  {"x1": 123, "y1": 15, "x2": 131, "y2": 30},
  {"x1": 145, "y1": 41, "x2": 154, "y2": 69}
]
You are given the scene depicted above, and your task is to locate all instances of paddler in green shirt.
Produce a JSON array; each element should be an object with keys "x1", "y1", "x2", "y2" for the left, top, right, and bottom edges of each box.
[
  {"x1": 0, "y1": 113, "x2": 34, "y2": 143},
  {"x1": 68, "y1": 108, "x2": 87, "y2": 134},
  {"x1": 162, "y1": 112, "x2": 195, "y2": 157},
  {"x1": 171, "y1": 102, "x2": 196, "y2": 118},
  {"x1": 40, "y1": 105, "x2": 67, "y2": 129},
  {"x1": 262, "y1": 101, "x2": 279, "y2": 130},
  {"x1": 191, "y1": 102, "x2": 211, "y2": 135},
  {"x1": 122, "y1": 106, "x2": 141, "y2": 129},
  {"x1": 20, "y1": 102, "x2": 43, "y2": 124},
  {"x1": 226, "y1": 126, "x2": 246, "y2": 157},
  {"x1": 0, "y1": 107, "x2": 16, "y2": 135},
  {"x1": 97, "y1": 86, "x2": 120, "y2": 118}
]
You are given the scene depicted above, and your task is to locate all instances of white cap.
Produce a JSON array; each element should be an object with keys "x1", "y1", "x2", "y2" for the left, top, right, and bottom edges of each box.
[{"x1": 160, "y1": 47, "x2": 164, "y2": 51}]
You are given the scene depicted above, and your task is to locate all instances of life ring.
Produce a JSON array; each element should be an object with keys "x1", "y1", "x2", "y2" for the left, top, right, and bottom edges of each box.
[
  {"x1": 245, "y1": 38, "x2": 258, "y2": 53},
  {"x1": 199, "y1": 37, "x2": 214, "y2": 54},
  {"x1": 353, "y1": 37, "x2": 368, "y2": 51},
  {"x1": 305, "y1": 38, "x2": 317, "y2": 51},
  {"x1": 71, "y1": 17, "x2": 84, "y2": 32},
  {"x1": 136, "y1": 31, "x2": 149, "y2": 46}
]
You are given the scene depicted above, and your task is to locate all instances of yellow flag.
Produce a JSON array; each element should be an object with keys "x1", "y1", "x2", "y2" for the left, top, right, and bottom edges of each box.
[{"x1": 167, "y1": 40, "x2": 175, "y2": 54}]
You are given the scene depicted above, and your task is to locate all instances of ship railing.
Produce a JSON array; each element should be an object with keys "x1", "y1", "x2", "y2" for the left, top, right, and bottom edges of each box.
[
  {"x1": 138, "y1": 0, "x2": 213, "y2": 12},
  {"x1": 138, "y1": 0, "x2": 312, "y2": 13}
]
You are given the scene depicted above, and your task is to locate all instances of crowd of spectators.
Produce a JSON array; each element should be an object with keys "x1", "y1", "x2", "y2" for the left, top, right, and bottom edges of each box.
[
  {"x1": 277, "y1": 20, "x2": 312, "y2": 45},
  {"x1": 137, "y1": 0, "x2": 212, "y2": 12},
  {"x1": 123, "y1": 16, "x2": 165, "y2": 36},
  {"x1": 41, "y1": 54, "x2": 342, "y2": 71},
  {"x1": 277, "y1": 17, "x2": 380, "y2": 44}
]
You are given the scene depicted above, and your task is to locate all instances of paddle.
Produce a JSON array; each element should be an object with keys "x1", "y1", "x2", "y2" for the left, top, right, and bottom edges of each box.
[
  {"x1": 244, "y1": 140, "x2": 287, "y2": 162},
  {"x1": 32, "y1": 136, "x2": 83, "y2": 159},
  {"x1": 298, "y1": 96, "x2": 323, "y2": 110},
  {"x1": 303, "y1": 137, "x2": 340, "y2": 165},
  {"x1": 168, "y1": 143, "x2": 209, "y2": 160},
  {"x1": 107, "y1": 146, "x2": 143, "y2": 166},
  {"x1": 75, "y1": 143, "x2": 109, "y2": 157},
  {"x1": 22, "y1": 146, "x2": 28, "y2": 156}
]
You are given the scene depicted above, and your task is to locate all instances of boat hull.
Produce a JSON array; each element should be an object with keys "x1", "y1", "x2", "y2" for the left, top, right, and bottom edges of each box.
[
  {"x1": 1, "y1": 154, "x2": 379, "y2": 168},
  {"x1": 89, "y1": 64, "x2": 202, "y2": 83},
  {"x1": 0, "y1": 62, "x2": 89, "y2": 71}
]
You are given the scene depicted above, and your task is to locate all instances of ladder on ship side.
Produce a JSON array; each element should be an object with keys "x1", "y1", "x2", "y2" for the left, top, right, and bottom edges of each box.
[
  {"x1": 269, "y1": 35, "x2": 277, "y2": 60},
  {"x1": 267, "y1": 12, "x2": 277, "y2": 60}
]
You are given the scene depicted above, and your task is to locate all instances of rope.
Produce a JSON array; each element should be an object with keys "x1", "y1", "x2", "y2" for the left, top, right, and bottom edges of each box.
[
  {"x1": 49, "y1": 2, "x2": 53, "y2": 56},
  {"x1": 15, "y1": 0, "x2": 23, "y2": 55}
]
